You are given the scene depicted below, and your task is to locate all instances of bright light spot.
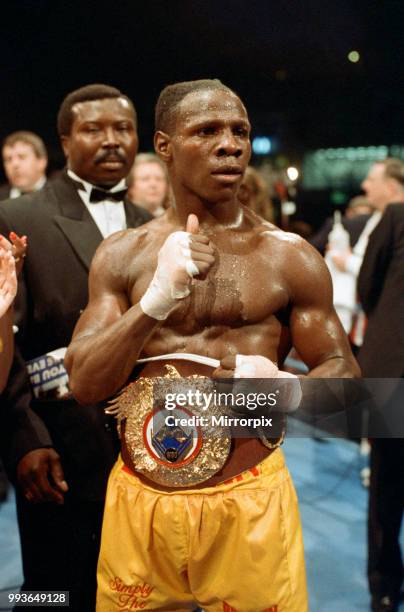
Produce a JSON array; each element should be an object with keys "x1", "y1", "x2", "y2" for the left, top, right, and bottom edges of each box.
[
  {"x1": 286, "y1": 167, "x2": 299, "y2": 181},
  {"x1": 282, "y1": 201, "x2": 296, "y2": 216},
  {"x1": 252, "y1": 137, "x2": 272, "y2": 155},
  {"x1": 348, "y1": 50, "x2": 360, "y2": 63}
]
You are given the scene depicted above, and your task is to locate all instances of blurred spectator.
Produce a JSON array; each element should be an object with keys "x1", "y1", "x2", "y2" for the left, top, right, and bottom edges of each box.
[
  {"x1": 329, "y1": 159, "x2": 404, "y2": 276},
  {"x1": 345, "y1": 195, "x2": 375, "y2": 219},
  {"x1": 312, "y1": 161, "x2": 403, "y2": 347},
  {"x1": 310, "y1": 196, "x2": 373, "y2": 256},
  {"x1": 309, "y1": 197, "x2": 372, "y2": 338},
  {"x1": 127, "y1": 152, "x2": 170, "y2": 216},
  {"x1": 357, "y1": 197, "x2": 404, "y2": 612},
  {"x1": 0, "y1": 131, "x2": 48, "y2": 200},
  {"x1": 238, "y1": 165, "x2": 274, "y2": 222},
  {"x1": 354, "y1": 159, "x2": 404, "y2": 611}
]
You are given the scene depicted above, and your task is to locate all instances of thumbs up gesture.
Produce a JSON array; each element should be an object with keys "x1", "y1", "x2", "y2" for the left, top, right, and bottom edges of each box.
[{"x1": 140, "y1": 214, "x2": 215, "y2": 320}]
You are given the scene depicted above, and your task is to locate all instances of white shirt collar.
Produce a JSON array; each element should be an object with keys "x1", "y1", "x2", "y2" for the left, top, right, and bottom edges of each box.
[
  {"x1": 10, "y1": 175, "x2": 47, "y2": 199},
  {"x1": 67, "y1": 169, "x2": 126, "y2": 196},
  {"x1": 66, "y1": 169, "x2": 127, "y2": 238}
]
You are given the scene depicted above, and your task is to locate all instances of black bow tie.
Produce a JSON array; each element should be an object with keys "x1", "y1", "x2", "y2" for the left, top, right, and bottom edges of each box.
[
  {"x1": 70, "y1": 177, "x2": 127, "y2": 203},
  {"x1": 89, "y1": 187, "x2": 127, "y2": 203}
]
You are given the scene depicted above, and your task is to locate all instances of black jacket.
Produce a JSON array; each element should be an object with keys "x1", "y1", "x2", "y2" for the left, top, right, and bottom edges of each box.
[
  {"x1": 0, "y1": 171, "x2": 152, "y2": 499},
  {"x1": 0, "y1": 183, "x2": 11, "y2": 201},
  {"x1": 358, "y1": 203, "x2": 404, "y2": 377}
]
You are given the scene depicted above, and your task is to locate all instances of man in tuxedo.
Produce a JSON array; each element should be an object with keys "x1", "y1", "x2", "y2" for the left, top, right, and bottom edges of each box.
[
  {"x1": 357, "y1": 159, "x2": 404, "y2": 612},
  {"x1": 0, "y1": 131, "x2": 48, "y2": 200},
  {"x1": 0, "y1": 84, "x2": 151, "y2": 610}
]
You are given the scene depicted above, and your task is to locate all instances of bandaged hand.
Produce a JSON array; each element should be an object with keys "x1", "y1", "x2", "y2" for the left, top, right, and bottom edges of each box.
[
  {"x1": 215, "y1": 354, "x2": 302, "y2": 413},
  {"x1": 140, "y1": 214, "x2": 215, "y2": 320}
]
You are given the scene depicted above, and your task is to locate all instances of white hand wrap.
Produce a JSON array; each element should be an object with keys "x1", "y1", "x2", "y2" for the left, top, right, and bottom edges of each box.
[
  {"x1": 234, "y1": 354, "x2": 302, "y2": 412},
  {"x1": 140, "y1": 232, "x2": 200, "y2": 320}
]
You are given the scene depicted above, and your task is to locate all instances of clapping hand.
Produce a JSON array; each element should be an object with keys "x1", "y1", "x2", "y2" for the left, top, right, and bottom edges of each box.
[{"x1": 0, "y1": 242, "x2": 17, "y2": 317}]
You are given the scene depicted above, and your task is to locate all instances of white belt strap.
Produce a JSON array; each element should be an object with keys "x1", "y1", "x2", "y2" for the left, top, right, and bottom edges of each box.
[{"x1": 137, "y1": 352, "x2": 220, "y2": 368}]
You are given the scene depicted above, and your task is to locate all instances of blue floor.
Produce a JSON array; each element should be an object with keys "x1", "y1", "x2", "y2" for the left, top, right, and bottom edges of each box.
[
  {"x1": 0, "y1": 486, "x2": 23, "y2": 611},
  {"x1": 1, "y1": 429, "x2": 403, "y2": 611},
  {"x1": 284, "y1": 433, "x2": 370, "y2": 611}
]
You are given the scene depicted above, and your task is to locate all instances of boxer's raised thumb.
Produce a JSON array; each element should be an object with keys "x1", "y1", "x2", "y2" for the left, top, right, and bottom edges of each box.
[{"x1": 186, "y1": 213, "x2": 199, "y2": 234}]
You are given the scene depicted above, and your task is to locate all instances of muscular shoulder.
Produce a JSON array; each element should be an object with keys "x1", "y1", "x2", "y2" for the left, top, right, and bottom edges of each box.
[
  {"x1": 260, "y1": 228, "x2": 333, "y2": 302},
  {"x1": 90, "y1": 217, "x2": 166, "y2": 285},
  {"x1": 92, "y1": 226, "x2": 146, "y2": 275}
]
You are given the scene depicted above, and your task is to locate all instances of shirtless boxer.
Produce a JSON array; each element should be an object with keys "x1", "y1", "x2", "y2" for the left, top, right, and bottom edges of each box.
[{"x1": 66, "y1": 79, "x2": 359, "y2": 612}]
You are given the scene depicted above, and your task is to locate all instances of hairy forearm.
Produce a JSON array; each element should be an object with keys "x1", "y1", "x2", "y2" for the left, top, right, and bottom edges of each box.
[
  {"x1": 65, "y1": 304, "x2": 160, "y2": 405},
  {"x1": 0, "y1": 308, "x2": 14, "y2": 393}
]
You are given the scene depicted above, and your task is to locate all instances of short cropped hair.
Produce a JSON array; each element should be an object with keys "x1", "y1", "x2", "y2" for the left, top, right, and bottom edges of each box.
[
  {"x1": 379, "y1": 158, "x2": 404, "y2": 188},
  {"x1": 57, "y1": 83, "x2": 136, "y2": 136},
  {"x1": 3, "y1": 131, "x2": 47, "y2": 159},
  {"x1": 155, "y1": 79, "x2": 238, "y2": 134}
]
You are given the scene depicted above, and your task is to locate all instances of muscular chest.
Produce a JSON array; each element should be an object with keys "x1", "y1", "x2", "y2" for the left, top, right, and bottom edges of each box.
[{"x1": 133, "y1": 249, "x2": 289, "y2": 327}]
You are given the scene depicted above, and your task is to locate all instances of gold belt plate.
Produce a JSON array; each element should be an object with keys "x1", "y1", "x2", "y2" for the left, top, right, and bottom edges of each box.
[{"x1": 107, "y1": 365, "x2": 231, "y2": 487}]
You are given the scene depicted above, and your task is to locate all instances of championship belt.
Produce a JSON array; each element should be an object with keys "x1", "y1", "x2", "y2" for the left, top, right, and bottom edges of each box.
[{"x1": 106, "y1": 365, "x2": 231, "y2": 487}]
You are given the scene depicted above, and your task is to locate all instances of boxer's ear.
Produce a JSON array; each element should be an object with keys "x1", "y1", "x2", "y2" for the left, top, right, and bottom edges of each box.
[{"x1": 154, "y1": 131, "x2": 171, "y2": 162}]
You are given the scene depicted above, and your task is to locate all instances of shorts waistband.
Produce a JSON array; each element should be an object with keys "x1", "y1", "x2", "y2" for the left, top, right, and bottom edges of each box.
[{"x1": 118, "y1": 448, "x2": 285, "y2": 495}]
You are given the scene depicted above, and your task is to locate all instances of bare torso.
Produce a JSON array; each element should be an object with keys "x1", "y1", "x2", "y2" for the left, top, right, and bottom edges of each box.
[
  {"x1": 66, "y1": 205, "x2": 358, "y2": 487},
  {"x1": 125, "y1": 208, "x2": 294, "y2": 366}
]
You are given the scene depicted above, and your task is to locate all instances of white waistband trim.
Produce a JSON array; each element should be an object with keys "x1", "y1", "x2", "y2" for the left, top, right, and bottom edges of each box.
[{"x1": 136, "y1": 352, "x2": 220, "y2": 368}]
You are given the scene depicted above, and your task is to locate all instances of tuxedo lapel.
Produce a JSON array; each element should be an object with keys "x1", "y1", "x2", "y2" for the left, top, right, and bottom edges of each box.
[
  {"x1": 124, "y1": 198, "x2": 146, "y2": 228},
  {"x1": 124, "y1": 195, "x2": 155, "y2": 228},
  {"x1": 52, "y1": 172, "x2": 104, "y2": 271}
]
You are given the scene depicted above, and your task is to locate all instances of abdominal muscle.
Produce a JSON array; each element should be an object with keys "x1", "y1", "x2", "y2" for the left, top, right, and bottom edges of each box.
[{"x1": 141, "y1": 316, "x2": 286, "y2": 370}]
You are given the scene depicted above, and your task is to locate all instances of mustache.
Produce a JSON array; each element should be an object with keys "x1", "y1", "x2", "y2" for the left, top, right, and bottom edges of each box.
[{"x1": 94, "y1": 150, "x2": 127, "y2": 164}]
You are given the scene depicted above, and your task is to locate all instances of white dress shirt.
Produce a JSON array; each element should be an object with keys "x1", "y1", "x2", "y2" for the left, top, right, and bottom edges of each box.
[
  {"x1": 67, "y1": 169, "x2": 127, "y2": 238},
  {"x1": 345, "y1": 211, "x2": 382, "y2": 276},
  {"x1": 10, "y1": 175, "x2": 47, "y2": 199}
]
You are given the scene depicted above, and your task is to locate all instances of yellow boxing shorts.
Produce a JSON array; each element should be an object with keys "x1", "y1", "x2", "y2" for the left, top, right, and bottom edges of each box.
[{"x1": 97, "y1": 448, "x2": 307, "y2": 611}]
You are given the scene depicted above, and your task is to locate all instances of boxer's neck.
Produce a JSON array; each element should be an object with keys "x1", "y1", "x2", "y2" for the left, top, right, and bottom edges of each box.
[{"x1": 169, "y1": 194, "x2": 243, "y2": 229}]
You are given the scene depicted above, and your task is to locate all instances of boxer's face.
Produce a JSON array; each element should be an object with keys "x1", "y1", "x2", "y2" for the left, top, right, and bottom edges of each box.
[
  {"x1": 165, "y1": 89, "x2": 251, "y2": 203},
  {"x1": 61, "y1": 97, "x2": 138, "y2": 188}
]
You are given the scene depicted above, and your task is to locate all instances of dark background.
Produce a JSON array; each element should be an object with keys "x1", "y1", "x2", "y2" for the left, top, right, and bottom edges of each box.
[{"x1": 0, "y1": 0, "x2": 403, "y2": 210}]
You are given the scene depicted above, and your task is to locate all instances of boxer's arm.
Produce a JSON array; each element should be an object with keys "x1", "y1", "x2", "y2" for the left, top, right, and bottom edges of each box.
[
  {"x1": 288, "y1": 240, "x2": 360, "y2": 378},
  {"x1": 65, "y1": 231, "x2": 160, "y2": 405},
  {"x1": 66, "y1": 219, "x2": 215, "y2": 405}
]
